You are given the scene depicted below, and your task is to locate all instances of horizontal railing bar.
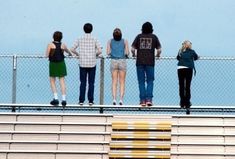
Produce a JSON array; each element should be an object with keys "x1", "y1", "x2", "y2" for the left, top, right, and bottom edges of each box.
[
  {"x1": 1, "y1": 54, "x2": 235, "y2": 60},
  {"x1": 1, "y1": 103, "x2": 235, "y2": 109}
]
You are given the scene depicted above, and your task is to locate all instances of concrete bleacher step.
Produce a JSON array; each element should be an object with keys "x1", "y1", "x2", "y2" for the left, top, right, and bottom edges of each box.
[
  {"x1": 171, "y1": 115, "x2": 235, "y2": 159},
  {"x1": 0, "y1": 113, "x2": 112, "y2": 159},
  {"x1": 0, "y1": 150, "x2": 109, "y2": 159},
  {"x1": 0, "y1": 131, "x2": 111, "y2": 141},
  {"x1": 0, "y1": 113, "x2": 113, "y2": 123},
  {"x1": 0, "y1": 121, "x2": 112, "y2": 132},
  {"x1": 171, "y1": 152, "x2": 235, "y2": 159},
  {"x1": 0, "y1": 140, "x2": 109, "y2": 151}
]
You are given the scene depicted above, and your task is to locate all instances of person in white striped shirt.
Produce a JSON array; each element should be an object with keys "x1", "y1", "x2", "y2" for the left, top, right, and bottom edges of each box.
[{"x1": 71, "y1": 23, "x2": 102, "y2": 106}]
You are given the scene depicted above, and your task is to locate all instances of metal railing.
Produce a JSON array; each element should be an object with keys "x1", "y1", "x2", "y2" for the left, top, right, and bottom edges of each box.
[{"x1": 0, "y1": 55, "x2": 235, "y2": 106}]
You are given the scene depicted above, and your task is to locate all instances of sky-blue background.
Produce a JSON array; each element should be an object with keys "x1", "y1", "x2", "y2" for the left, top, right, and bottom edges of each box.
[{"x1": 0, "y1": 0, "x2": 235, "y2": 56}]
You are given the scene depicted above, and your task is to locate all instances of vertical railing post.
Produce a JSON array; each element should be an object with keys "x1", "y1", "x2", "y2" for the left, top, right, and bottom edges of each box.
[
  {"x1": 12, "y1": 55, "x2": 17, "y2": 104},
  {"x1": 99, "y1": 57, "x2": 104, "y2": 105}
]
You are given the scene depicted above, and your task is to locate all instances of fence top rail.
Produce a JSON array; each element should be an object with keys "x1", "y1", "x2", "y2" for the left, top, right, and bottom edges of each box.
[
  {"x1": 1, "y1": 54, "x2": 235, "y2": 60},
  {"x1": 1, "y1": 104, "x2": 235, "y2": 116},
  {"x1": 1, "y1": 103, "x2": 235, "y2": 108}
]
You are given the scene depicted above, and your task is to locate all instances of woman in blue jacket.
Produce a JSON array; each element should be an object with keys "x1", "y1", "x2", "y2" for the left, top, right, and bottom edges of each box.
[{"x1": 177, "y1": 40, "x2": 199, "y2": 114}]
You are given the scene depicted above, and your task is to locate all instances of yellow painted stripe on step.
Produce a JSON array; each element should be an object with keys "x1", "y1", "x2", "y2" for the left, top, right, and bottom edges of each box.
[
  {"x1": 134, "y1": 131, "x2": 149, "y2": 134},
  {"x1": 155, "y1": 145, "x2": 171, "y2": 149},
  {"x1": 133, "y1": 122, "x2": 149, "y2": 129},
  {"x1": 112, "y1": 122, "x2": 128, "y2": 129},
  {"x1": 157, "y1": 123, "x2": 171, "y2": 126},
  {"x1": 111, "y1": 134, "x2": 128, "y2": 139},
  {"x1": 133, "y1": 133, "x2": 149, "y2": 138},
  {"x1": 156, "y1": 127, "x2": 171, "y2": 131},
  {"x1": 131, "y1": 150, "x2": 148, "y2": 154},
  {"x1": 109, "y1": 154, "x2": 123, "y2": 158},
  {"x1": 109, "y1": 154, "x2": 170, "y2": 159},
  {"x1": 111, "y1": 134, "x2": 171, "y2": 139},
  {"x1": 110, "y1": 144, "x2": 171, "y2": 149},
  {"x1": 157, "y1": 135, "x2": 171, "y2": 140}
]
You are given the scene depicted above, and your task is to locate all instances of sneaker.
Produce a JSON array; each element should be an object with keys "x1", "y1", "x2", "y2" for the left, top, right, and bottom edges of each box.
[
  {"x1": 113, "y1": 100, "x2": 116, "y2": 105},
  {"x1": 119, "y1": 100, "x2": 123, "y2": 105},
  {"x1": 50, "y1": 99, "x2": 59, "y2": 106},
  {"x1": 89, "y1": 102, "x2": 94, "y2": 106},
  {"x1": 146, "y1": 100, "x2": 153, "y2": 106},
  {"x1": 140, "y1": 101, "x2": 146, "y2": 107},
  {"x1": 61, "y1": 100, "x2": 67, "y2": 107},
  {"x1": 79, "y1": 102, "x2": 83, "y2": 106}
]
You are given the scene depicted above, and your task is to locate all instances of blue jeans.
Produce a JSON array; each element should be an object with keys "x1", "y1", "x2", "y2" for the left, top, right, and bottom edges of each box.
[
  {"x1": 79, "y1": 66, "x2": 96, "y2": 103},
  {"x1": 136, "y1": 65, "x2": 155, "y2": 102}
]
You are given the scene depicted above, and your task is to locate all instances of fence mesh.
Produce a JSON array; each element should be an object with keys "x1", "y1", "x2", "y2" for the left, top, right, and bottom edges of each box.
[{"x1": 0, "y1": 55, "x2": 235, "y2": 106}]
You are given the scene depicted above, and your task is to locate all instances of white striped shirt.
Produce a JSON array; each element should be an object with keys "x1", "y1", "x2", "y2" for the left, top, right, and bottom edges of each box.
[{"x1": 72, "y1": 34, "x2": 101, "y2": 67}]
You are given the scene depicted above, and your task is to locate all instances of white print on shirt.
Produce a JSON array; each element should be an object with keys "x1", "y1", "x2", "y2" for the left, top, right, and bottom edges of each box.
[{"x1": 140, "y1": 38, "x2": 152, "y2": 49}]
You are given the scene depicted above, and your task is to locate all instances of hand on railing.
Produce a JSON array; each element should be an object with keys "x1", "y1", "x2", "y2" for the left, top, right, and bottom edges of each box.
[
  {"x1": 155, "y1": 55, "x2": 160, "y2": 60},
  {"x1": 97, "y1": 54, "x2": 104, "y2": 59},
  {"x1": 106, "y1": 55, "x2": 111, "y2": 59}
]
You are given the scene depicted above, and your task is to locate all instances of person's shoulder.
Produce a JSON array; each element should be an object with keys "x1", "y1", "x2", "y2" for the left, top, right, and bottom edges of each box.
[
  {"x1": 61, "y1": 43, "x2": 67, "y2": 48},
  {"x1": 47, "y1": 42, "x2": 55, "y2": 48},
  {"x1": 135, "y1": 34, "x2": 142, "y2": 38},
  {"x1": 189, "y1": 48, "x2": 196, "y2": 53},
  {"x1": 123, "y1": 38, "x2": 128, "y2": 42},
  {"x1": 151, "y1": 33, "x2": 159, "y2": 39}
]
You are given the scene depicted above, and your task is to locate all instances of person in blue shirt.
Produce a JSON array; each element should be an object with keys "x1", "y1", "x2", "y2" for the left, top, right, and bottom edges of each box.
[
  {"x1": 106, "y1": 28, "x2": 129, "y2": 105},
  {"x1": 177, "y1": 40, "x2": 199, "y2": 114}
]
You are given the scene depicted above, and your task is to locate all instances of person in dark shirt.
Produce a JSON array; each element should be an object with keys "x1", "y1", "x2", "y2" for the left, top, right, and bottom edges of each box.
[
  {"x1": 131, "y1": 22, "x2": 162, "y2": 106},
  {"x1": 46, "y1": 31, "x2": 71, "y2": 106},
  {"x1": 177, "y1": 40, "x2": 199, "y2": 114}
]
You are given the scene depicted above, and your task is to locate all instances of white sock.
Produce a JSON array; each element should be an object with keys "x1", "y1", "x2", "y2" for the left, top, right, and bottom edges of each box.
[
  {"x1": 54, "y1": 93, "x2": 58, "y2": 100},
  {"x1": 62, "y1": 95, "x2": 66, "y2": 101}
]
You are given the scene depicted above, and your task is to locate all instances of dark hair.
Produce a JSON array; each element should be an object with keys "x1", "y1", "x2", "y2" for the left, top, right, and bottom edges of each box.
[
  {"x1": 141, "y1": 22, "x2": 153, "y2": 34},
  {"x1": 113, "y1": 28, "x2": 122, "y2": 41},
  {"x1": 53, "y1": 31, "x2": 63, "y2": 42},
  {"x1": 83, "y1": 23, "x2": 93, "y2": 33}
]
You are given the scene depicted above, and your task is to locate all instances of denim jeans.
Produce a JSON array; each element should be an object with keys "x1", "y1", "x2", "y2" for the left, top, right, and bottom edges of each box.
[
  {"x1": 136, "y1": 65, "x2": 155, "y2": 102},
  {"x1": 79, "y1": 66, "x2": 96, "y2": 103}
]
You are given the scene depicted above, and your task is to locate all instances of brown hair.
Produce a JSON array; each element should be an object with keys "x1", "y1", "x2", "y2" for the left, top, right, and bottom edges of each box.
[
  {"x1": 113, "y1": 28, "x2": 122, "y2": 41},
  {"x1": 53, "y1": 31, "x2": 63, "y2": 42}
]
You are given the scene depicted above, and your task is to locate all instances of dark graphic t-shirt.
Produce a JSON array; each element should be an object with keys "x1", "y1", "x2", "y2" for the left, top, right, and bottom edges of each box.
[{"x1": 132, "y1": 33, "x2": 161, "y2": 66}]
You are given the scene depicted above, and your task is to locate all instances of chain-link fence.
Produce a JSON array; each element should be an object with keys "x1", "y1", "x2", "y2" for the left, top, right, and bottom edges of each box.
[{"x1": 1, "y1": 55, "x2": 235, "y2": 106}]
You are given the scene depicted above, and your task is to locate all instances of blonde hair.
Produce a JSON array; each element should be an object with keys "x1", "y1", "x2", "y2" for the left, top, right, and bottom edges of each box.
[{"x1": 179, "y1": 40, "x2": 192, "y2": 53}]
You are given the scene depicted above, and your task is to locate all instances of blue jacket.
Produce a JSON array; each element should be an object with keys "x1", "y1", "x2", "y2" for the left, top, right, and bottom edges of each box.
[{"x1": 177, "y1": 48, "x2": 198, "y2": 69}]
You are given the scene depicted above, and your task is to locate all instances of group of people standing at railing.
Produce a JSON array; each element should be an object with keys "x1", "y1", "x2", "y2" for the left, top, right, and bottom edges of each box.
[{"x1": 46, "y1": 21, "x2": 199, "y2": 114}]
